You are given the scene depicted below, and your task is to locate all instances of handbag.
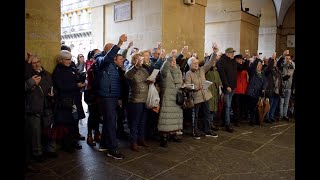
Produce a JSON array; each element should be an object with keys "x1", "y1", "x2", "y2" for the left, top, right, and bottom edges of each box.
[
  {"x1": 176, "y1": 89, "x2": 185, "y2": 106},
  {"x1": 183, "y1": 91, "x2": 194, "y2": 109}
]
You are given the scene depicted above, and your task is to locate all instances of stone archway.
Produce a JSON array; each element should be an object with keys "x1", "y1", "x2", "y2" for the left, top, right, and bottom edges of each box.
[{"x1": 277, "y1": 2, "x2": 295, "y2": 56}]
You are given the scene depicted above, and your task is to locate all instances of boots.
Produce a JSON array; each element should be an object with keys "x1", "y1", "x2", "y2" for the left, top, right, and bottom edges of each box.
[
  {"x1": 137, "y1": 139, "x2": 148, "y2": 147},
  {"x1": 130, "y1": 143, "x2": 139, "y2": 152},
  {"x1": 87, "y1": 133, "x2": 96, "y2": 146},
  {"x1": 171, "y1": 134, "x2": 182, "y2": 143},
  {"x1": 160, "y1": 135, "x2": 168, "y2": 147},
  {"x1": 94, "y1": 131, "x2": 101, "y2": 143}
]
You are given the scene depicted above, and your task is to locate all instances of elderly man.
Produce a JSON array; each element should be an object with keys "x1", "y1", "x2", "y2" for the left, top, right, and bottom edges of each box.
[
  {"x1": 279, "y1": 53, "x2": 295, "y2": 121},
  {"x1": 94, "y1": 34, "x2": 127, "y2": 159},
  {"x1": 217, "y1": 48, "x2": 238, "y2": 133},
  {"x1": 25, "y1": 55, "x2": 56, "y2": 162}
]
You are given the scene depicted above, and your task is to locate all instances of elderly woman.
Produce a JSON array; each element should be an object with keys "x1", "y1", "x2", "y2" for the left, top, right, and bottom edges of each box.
[
  {"x1": 246, "y1": 59, "x2": 268, "y2": 126},
  {"x1": 52, "y1": 50, "x2": 86, "y2": 153},
  {"x1": 125, "y1": 52, "x2": 150, "y2": 152},
  {"x1": 184, "y1": 46, "x2": 219, "y2": 139},
  {"x1": 157, "y1": 52, "x2": 184, "y2": 147}
]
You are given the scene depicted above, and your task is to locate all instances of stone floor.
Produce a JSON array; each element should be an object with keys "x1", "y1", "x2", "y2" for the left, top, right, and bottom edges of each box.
[{"x1": 25, "y1": 107, "x2": 295, "y2": 180}]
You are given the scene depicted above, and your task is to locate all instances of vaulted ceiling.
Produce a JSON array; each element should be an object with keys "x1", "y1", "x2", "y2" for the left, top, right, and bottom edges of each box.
[{"x1": 242, "y1": 0, "x2": 295, "y2": 26}]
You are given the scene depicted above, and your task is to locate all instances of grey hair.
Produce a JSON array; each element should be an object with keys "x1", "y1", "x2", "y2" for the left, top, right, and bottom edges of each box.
[
  {"x1": 187, "y1": 57, "x2": 196, "y2": 67},
  {"x1": 57, "y1": 50, "x2": 72, "y2": 62}
]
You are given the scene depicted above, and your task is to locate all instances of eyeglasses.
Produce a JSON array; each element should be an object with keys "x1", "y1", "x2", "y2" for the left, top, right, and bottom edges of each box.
[
  {"x1": 31, "y1": 61, "x2": 41, "y2": 64},
  {"x1": 64, "y1": 58, "x2": 72, "y2": 61}
]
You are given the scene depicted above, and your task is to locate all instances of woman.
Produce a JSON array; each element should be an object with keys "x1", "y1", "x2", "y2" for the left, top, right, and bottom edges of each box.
[
  {"x1": 158, "y1": 53, "x2": 183, "y2": 147},
  {"x1": 265, "y1": 54, "x2": 283, "y2": 123},
  {"x1": 246, "y1": 59, "x2": 268, "y2": 126},
  {"x1": 205, "y1": 52, "x2": 222, "y2": 130},
  {"x1": 52, "y1": 50, "x2": 86, "y2": 152},
  {"x1": 125, "y1": 52, "x2": 150, "y2": 152},
  {"x1": 76, "y1": 54, "x2": 85, "y2": 73},
  {"x1": 184, "y1": 46, "x2": 219, "y2": 139}
]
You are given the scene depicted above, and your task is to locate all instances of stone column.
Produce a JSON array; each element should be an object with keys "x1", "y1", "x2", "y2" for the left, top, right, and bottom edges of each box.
[
  {"x1": 25, "y1": 0, "x2": 61, "y2": 73},
  {"x1": 205, "y1": 0, "x2": 259, "y2": 56},
  {"x1": 162, "y1": 0, "x2": 207, "y2": 61}
]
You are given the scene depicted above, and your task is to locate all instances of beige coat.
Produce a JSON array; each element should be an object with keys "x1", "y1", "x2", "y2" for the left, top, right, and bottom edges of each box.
[{"x1": 184, "y1": 53, "x2": 217, "y2": 104}]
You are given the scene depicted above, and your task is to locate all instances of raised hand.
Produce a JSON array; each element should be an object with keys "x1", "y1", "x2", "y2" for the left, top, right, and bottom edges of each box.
[
  {"x1": 119, "y1": 34, "x2": 128, "y2": 43},
  {"x1": 181, "y1": 46, "x2": 188, "y2": 54},
  {"x1": 127, "y1": 41, "x2": 133, "y2": 49},
  {"x1": 212, "y1": 42, "x2": 219, "y2": 53}
]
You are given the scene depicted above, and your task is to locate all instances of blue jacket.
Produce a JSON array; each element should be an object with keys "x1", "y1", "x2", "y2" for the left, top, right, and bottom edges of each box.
[
  {"x1": 246, "y1": 59, "x2": 268, "y2": 98},
  {"x1": 95, "y1": 45, "x2": 121, "y2": 98}
]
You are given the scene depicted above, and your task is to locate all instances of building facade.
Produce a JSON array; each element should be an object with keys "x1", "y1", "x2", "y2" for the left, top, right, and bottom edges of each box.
[{"x1": 61, "y1": 0, "x2": 94, "y2": 61}]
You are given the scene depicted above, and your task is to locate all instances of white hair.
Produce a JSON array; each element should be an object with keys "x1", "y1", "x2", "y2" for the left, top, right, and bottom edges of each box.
[
  {"x1": 187, "y1": 57, "x2": 196, "y2": 67},
  {"x1": 57, "y1": 50, "x2": 72, "y2": 62}
]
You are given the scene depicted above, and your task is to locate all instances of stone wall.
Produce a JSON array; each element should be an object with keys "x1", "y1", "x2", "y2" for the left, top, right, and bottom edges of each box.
[{"x1": 25, "y1": 0, "x2": 61, "y2": 73}]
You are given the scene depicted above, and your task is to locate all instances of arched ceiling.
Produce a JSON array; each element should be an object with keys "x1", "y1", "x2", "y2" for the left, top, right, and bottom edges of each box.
[{"x1": 242, "y1": 0, "x2": 295, "y2": 26}]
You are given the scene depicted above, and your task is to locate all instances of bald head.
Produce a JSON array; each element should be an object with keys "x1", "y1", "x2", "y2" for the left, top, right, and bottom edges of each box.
[{"x1": 103, "y1": 43, "x2": 114, "y2": 52}]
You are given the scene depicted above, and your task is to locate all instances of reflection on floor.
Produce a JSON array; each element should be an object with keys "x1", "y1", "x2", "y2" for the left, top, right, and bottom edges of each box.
[{"x1": 25, "y1": 110, "x2": 295, "y2": 180}]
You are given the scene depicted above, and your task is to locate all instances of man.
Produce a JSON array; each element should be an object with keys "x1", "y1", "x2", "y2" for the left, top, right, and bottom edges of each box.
[
  {"x1": 95, "y1": 34, "x2": 127, "y2": 159},
  {"x1": 25, "y1": 55, "x2": 57, "y2": 162},
  {"x1": 114, "y1": 54, "x2": 130, "y2": 139},
  {"x1": 217, "y1": 48, "x2": 238, "y2": 133},
  {"x1": 279, "y1": 53, "x2": 295, "y2": 121}
]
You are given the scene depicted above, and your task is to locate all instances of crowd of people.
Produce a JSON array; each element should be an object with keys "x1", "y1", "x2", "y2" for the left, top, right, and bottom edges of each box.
[{"x1": 24, "y1": 34, "x2": 295, "y2": 173}]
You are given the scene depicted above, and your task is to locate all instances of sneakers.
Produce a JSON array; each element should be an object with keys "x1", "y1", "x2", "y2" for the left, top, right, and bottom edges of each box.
[
  {"x1": 107, "y1": 150, "x2": 124, "y2": 160},
  {"x1": 193, "y1": 133, "x2": 201, "y2": 140},
  {"x1": 98, "y1": 146, "x2": 108, "y2": 152},
  {"x1": 205, "y1": 132, "x2": 218, "y2": 138},
  {"x1": 25, "y1": 165, "x2": 40, "y2": 174},
  {"x1": 176, "y1": 130, "x2": 183, "y2": 135}
]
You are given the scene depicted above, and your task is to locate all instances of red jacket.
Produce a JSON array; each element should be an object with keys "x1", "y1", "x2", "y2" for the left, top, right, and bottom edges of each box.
[{"x1": 234, "y1": 70, "x2": 248, "y2": 94}]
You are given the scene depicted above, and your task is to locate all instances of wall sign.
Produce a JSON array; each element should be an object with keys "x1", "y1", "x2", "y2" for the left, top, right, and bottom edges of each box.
[{"x1": 114, "y1": 1, "x2": 132, "y2": 22}]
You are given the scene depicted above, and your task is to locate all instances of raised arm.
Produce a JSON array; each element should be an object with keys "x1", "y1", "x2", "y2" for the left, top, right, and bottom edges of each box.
[{"x1": 203, "y1": 44, "x2": 219, "y2": 72}]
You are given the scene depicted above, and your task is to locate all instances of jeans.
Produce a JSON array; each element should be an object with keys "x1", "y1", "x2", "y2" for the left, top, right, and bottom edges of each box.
[
  {"x1": 267, "y1": 95, "x2": 280, "y2": 120},
  {"x1": 194, "y1": 101, "x2": 212, "y2": 133},
  {"x1": 210, "y1": 111, "x2": 217, "y2": 124},
  {"x1": 101, "y1": 97, "x2": 118, "y2": 150},
  {"x1": 280, "y1": 89, "x2": 291, "y2": 118},
  {"x1": 127, "y1": 103, "x2": 147, "y2": 144},
  {"x1": 224, "y1": 90, "x2": 234, "y2": 126}
]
